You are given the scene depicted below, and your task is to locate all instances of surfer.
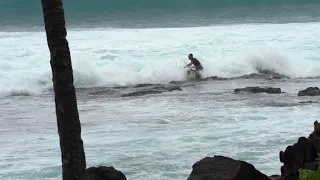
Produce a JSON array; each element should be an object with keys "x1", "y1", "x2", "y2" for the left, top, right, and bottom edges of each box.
[{"x1": 185, "y1": 53, "x2": 203, "y2": 79}]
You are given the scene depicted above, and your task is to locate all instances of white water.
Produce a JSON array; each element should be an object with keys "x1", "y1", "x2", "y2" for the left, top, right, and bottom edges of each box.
[
  {"x1": 1, "y1": 22, "x2": 320, "y2": 97},
  {"x1": 1, "y1": 22, "x2": 320, "y2": 180},
  {"x1": 1, "y1": 79, "x2": 320, "y2": 180}
]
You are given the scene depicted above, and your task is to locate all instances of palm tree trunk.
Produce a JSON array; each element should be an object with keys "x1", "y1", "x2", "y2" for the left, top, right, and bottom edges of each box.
[{"x1": 41, "y1": 0, "x2": 86, "y2": 179}]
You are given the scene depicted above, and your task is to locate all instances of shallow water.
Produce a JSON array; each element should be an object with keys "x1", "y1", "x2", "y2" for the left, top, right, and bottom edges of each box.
[{"x1": 1, "y1": 78, "x2": 320, "y2": 180}]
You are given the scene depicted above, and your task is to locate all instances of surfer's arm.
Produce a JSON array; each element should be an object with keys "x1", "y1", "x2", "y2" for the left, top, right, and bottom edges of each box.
[{"x1": 186, "y1": 62, "x2": 192, "y2": 67}]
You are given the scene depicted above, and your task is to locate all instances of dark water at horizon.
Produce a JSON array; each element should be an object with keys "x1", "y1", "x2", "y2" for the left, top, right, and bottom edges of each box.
[{"x1": 1, "y1": 0, "x2": 320, "y2": 30}]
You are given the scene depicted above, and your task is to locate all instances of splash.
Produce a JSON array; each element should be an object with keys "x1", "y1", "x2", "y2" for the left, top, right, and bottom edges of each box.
[{"x1": 1, "y1": 22, "x2": 320, "y2": 96}]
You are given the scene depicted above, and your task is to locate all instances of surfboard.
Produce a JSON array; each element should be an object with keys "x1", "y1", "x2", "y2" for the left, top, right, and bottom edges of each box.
[
  {"x1": 176, "y1": 58, "x2": 202, "y2": 80},
  {"x1": 176, "y1": 58, "x2": 189, "y2": 68}
]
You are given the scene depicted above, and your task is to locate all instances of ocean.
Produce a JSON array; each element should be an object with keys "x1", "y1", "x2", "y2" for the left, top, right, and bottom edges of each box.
[{"x1": 1, "y1": 0, "x2": 320, "y2": 179}]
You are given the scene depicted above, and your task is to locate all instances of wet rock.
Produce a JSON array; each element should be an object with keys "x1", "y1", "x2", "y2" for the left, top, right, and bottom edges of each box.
[
  {"x1": 234, "y1": 86, "x2": 281, "y2": 94},
  {"x1": 113, "y1": 86, "x2": 127, "y2": 89},
  {"x1": 299, "y1": 101, "x2": 318, "y2": 104},
  {"x1": 133, "y1": 83, "x2": 156, "y2": 88},
  {"x1": 169, "y1": 75, "x2": 229, "y2": 84},
  {"x1": 235, "y1": 72, "x2": 290, "y2": 80},
  {"x1": 298, "y1": 87, "x2": 320, "y2": 96},
  {"x1": 305, "y1": 76, "x2": 320, "y2": 79},
  {"x1": 88, "y1": 89, "x2": 118, "y2": 96},
  {"x1": 120, "y1": 85, "x2": 182, "y2": 97},
  {"x1": 169, "y1": 80, "x2": 186, "y2": 84},
  {"x1": 236, "y1": 73, "x2": 266, "y2": 79},
  {"x1": 256, "y1": 69, "x2": 290, "y2": 79},
  {"x1": 161, "y1": 85, "x2": 182, "y2": 92},
  {"x1": 120, "y1": 89, "x2": 163, "y2": 97},
  {"x1": 201, "y1": 76, "x2": 229, "y2": 81},
  {"x1": 9, "y1": 91, "x2": 32, "y2": 96},
  {"x1": 187, "y1": 156, "x2": 271, "y2": 180},
  {"x1": 86, "y1": 166, "x2": 127, "y2": 180}
]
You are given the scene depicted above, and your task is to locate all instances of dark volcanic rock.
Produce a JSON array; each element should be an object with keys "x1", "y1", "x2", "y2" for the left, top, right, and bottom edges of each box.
[
  {"x1": 303, "y1": 161, "x2": 318, "y2": 171},
  {"x1": 120, "y1": 89, "x2": 163, "y2": 97},
  {"x1": 235, "y1": 72, "x2": 290, "y2": 80},
  {"x1": 237, "y1": 73, "x2": 269, "y2": 79},
  {"x1": 257, "y1": 69, "x2": 290, "y2": 79},
  {"x1": 86, "y1": 166, "x2": 127, "y2": 180},
  {"x1": 299, "y1": 101, "x2": 318, "y2": 104},
  {"x1": 187, "y1": 156, "x2": 271, "y2": 180},
  {"x1": 120, "y1": 85, "x2": 182, "y2": 97},
  {"x1": 202, "y1": 76, "x2": 229, "y2": 81},
  {"x1": 281, "y1": 174, "x2": 299, "y2": 180},
  {"x1": 133, "y1": 83, "x2": 154, "y2": 88},
  {"x1": 298, "y1": 87, "x2": 320, "y2": 96},
  {"x1": 169, "y1": 75, "x2": 229, "y2": 84},
  {"x1": 308, "y1": 120, "x2": 320, "y2": 139},
  {"x1": 279, "y1": 121, "x2": 320, "y2": 180},
  {"x1": 161, "y1": 85, "x2": 182, "y2": 91},
  {"x1": 88, "y1": 89, "x2": 119, "y2": 96},
  {"x1": 234, "y1": 86, "x2": 281, "y2": 94}
]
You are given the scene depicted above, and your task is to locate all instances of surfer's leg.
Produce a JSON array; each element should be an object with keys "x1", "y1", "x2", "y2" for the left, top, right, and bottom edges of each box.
[
  {"x1": 195, "y1": 66, "x2": 203, "y2": 79},
  {"x1": 195, "y1": 71, "x2": 202, "y2": 79}
]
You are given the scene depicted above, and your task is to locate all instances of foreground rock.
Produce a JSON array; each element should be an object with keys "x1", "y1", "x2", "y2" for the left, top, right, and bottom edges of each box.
[
  {"x1": 234, "y1": 86, "x2": 282, "y2": 94},
  {"x1": 269, "y1": 175, "x2": 282, "y2": 180},
  {"x1": 86, "y1": 166, "x2": 127, "y2": 180},
  {"x1": 298, "y1": 87, "x2": 320, "y2": 96},
  {"x1": 187, "y1": 156, "x2": 272, "y2": 180},
  {"x1": 279, "y1": 121, "x2": 320, "y2": 180}
]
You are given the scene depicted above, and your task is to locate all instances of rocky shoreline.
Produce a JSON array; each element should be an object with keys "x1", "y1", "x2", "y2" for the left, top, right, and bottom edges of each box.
[
  {"x1": 41, "y1": 71, "x2": 320, "y2": 180},
  {"x1": 10, "y1": 71, "x2": 319, "y2": 97},
  {"x1": 81, "y1": 73, "x2": 320, "y2": 180},
  {"x1": 86, "y1": 82, "x2": 319, "y2": 99},
  {"x1": 73, "y1": 70, "x2": 320, "y2": 98},
  {"x1": 85, "y1": 120, "x2": 320, "y2": 180}
]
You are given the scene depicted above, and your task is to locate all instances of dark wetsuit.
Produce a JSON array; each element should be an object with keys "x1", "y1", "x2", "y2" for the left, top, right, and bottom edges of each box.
[{"x1": 191, "y1": 58, "x2": 203, "y2": 71}]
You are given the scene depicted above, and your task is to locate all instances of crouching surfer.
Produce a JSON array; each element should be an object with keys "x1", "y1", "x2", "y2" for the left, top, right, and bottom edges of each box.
[{"x1": 185, "y1": 53, "x2": 203, "y2": 79}]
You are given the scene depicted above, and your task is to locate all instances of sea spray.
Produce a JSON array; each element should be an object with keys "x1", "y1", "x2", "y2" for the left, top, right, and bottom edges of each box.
[{"x1": 1, "y1": 23, "x2": 320, "y2": 96}]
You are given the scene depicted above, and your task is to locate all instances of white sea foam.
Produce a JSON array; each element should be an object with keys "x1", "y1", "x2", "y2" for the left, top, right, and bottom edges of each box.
[
  {"x1": 1, "y1": 22, "x2": 320, "y2": 180},
  {"x1": 1, "y1": 22, "x2": 320, "y2": 97}
]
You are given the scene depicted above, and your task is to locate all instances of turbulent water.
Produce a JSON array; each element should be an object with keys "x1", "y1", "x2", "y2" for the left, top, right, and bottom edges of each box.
[{"x1": 1, "y1": 0, "x2": 320, "y2": 180}]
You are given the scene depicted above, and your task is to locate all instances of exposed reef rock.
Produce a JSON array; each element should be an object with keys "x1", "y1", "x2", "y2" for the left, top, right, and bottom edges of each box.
[
  {"x1": 201, "y1": 76, "x2": 229, "y2": 81},
  {"x1": 120, "y1": 84, "x2": 182, "y2": 97},
  {"x1": 298, "y1": 87, "x2": 320, "y2": 96},
  {"x1": 235, "y1": 72, "x2": 290, "y2": 80},
  {"x1": 234, "y1": 86, "x2": 282, "y2": 94}
]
